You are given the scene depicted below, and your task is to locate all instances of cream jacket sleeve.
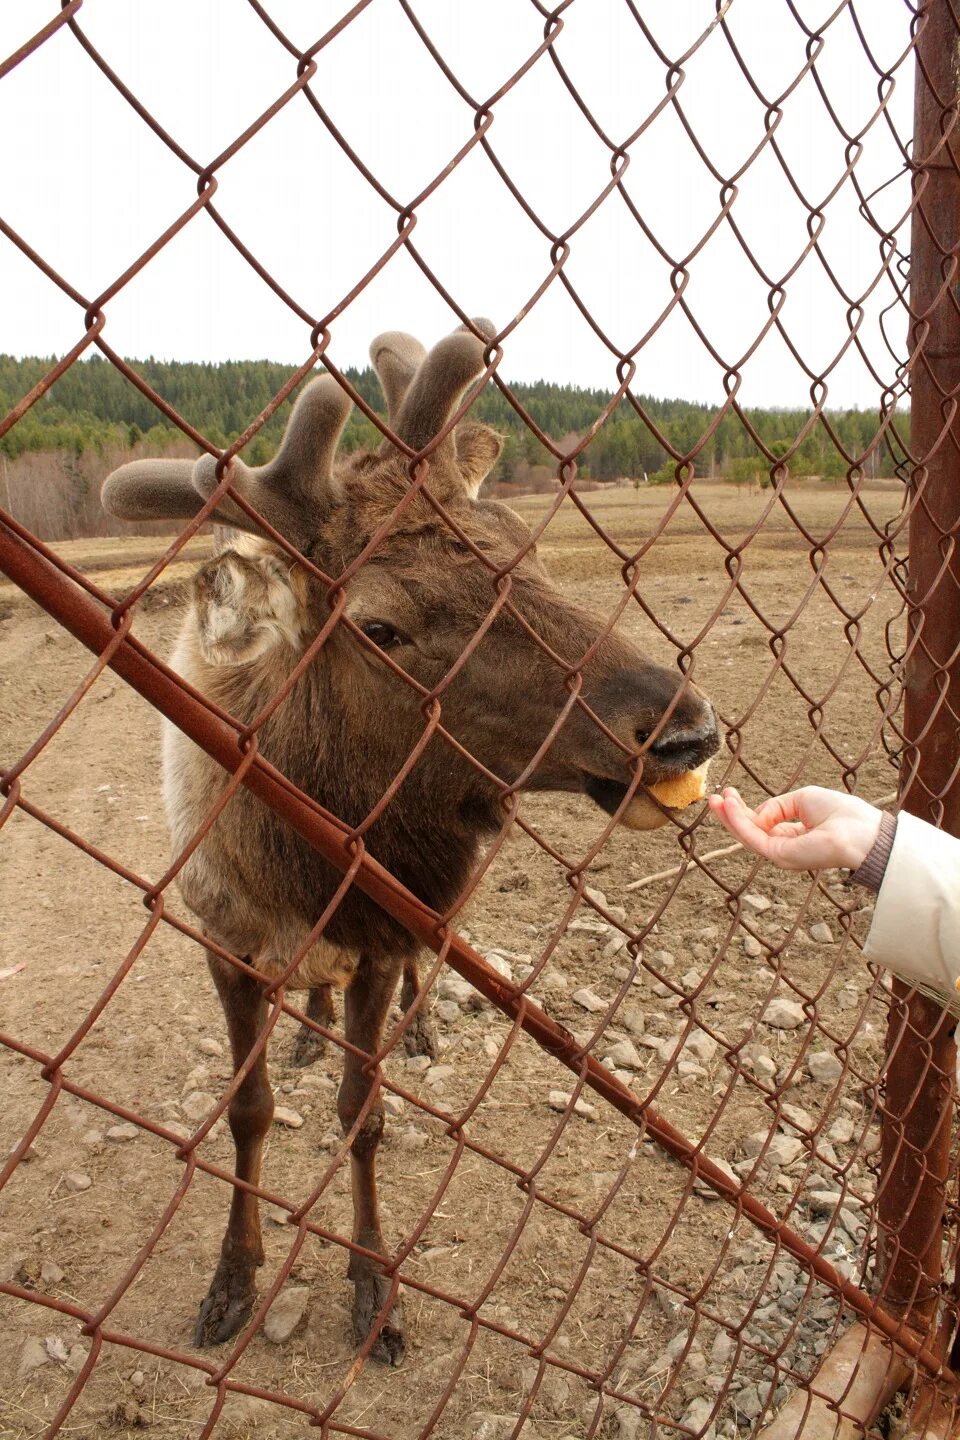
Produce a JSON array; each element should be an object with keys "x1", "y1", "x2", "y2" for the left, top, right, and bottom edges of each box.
[{"x1": 862, "y1": 811, "x2": 960, "y2": 995}]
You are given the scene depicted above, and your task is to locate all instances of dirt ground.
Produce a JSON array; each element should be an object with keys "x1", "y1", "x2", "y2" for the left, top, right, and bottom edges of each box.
[{"x1": 0, "y1": 481, "x2": 919, "y2": 1439}]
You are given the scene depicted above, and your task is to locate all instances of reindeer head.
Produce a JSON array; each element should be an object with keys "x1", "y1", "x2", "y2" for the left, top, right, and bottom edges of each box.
[{"x1": 103, "y1": 322, "x2": 718, "y2": 836}]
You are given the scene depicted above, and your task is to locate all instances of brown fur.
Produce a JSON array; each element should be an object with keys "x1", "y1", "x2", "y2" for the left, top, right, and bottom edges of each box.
[{"x1": 103, "y1": 322, "x2": 719, "y2": 1362}]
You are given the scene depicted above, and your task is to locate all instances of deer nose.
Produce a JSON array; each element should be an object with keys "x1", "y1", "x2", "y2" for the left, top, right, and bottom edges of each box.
[{"x1": 637, "y1": 710, "x2": 720, "y2": 773}]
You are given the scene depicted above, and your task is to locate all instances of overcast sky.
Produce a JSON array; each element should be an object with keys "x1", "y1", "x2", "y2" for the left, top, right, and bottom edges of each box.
[{"x1": 1, "y1": 0, "x2": 915, "y2": 411}]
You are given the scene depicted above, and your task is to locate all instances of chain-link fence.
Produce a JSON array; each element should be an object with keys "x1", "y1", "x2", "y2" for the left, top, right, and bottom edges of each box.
[{"x1": 3, "y1": 2, "x2": 960, "y2": 1437}]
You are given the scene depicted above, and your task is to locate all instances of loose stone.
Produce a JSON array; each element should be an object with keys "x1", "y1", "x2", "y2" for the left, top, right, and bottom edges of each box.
[
  {"x1": 603, "y1": 1039, "x2": 643, "y2": 1070},
  {"x1": 734, "y1": 1384, "x2": 763, "y2": 1421},
  {"x1": 752, "y1": 1052, "x2": 777, "y2": 1083},
  {"x1": 547, "y1": 1090, "x2": 596, "y2": 1120},
  {"x1": 263, "y1": 1284, "x2": 309, "y2": 1343},
  {"x1": 808, "y1": 1050, "x2": 843, "y2": 1084},
  {"x1": 273, "y1": 1106, "x2": 304, "y2": 1128},
  {"x1": 18, "y1": 1337, "x2": 50, "y2": 1376},
  {"x1": 182, "y1": 1064, "x2": 211, "y2": 1091},
  {"x1": 828, "y1": 1116, "x2": 855, "y2": 1145},
  {"x1": 805, "y1": 1189, "x2": 843, "y2": 1216},
  {"x1": 677, "y1": 1059, "x2": 707, "y2": 1079},
  {"x1": 181, "y1": 1090, "x2": 217, "y2": 1122},
  {"x1": 484, "y1": 952, "x2": 514, "y2": 982},
  {"x1": 694, "y1": 1157, "x2": 739, "y2": 1197},
  {"x1": 763, "y1": 997, "x2": 805, "y2": 1030},
  {"x1": 437, "y1": 974, "x2": 478, "y2": 1008},
  {"x1": 399, "y1": 1126, "x2": 429, "y2": 1150},
  {"x1": 681, "y1": 1397, "x2": 717, "y2": 1439},
  {"x1": 106, "y1": 1122, "x2": 139, "y2": 1142},
  {"x1": 65, "y1": 1343, "x2": 89, "y2": 1374},
  {"x1": 744, "y1": 1131, "x2": 803, "y2": 1167},
  {"x1": 779, "y1": 1103, "x2": 812, "y2": 1132},
  {"x1": 683, "y1": 1028, "x2": 718, "y2": 1063}
]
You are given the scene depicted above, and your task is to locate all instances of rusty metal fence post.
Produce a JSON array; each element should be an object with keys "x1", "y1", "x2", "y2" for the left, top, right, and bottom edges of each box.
[{"x1": 876, "y1": 0, "x2": 960, "y2": 1366}]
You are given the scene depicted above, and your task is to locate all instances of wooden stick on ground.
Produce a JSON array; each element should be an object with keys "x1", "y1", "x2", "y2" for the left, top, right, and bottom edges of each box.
[{"x1": 626, "y1": 842, "x2": 742, "y2": 892}]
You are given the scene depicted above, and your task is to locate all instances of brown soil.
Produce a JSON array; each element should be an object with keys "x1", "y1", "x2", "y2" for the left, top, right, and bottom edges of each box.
[{"x1": 0, "y1": 482, "x2": 913, "y2": 1439}]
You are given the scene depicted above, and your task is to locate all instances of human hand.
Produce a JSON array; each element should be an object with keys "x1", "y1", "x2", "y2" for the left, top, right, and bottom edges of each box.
[{"x1": 707, "y1": 785, "x2": 883, "y2": 873}]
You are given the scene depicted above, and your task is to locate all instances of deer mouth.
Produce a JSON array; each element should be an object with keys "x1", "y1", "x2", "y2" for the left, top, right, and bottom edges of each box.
[
  {"x1": 581, "y1": 773, "x2": 672, "y2": 822},
  {"x1": 582, "y1": 773, "x2": 691, "y2": 832},
  {"x1": 583, "y1": 775, "x2": 642, "y2": 817},
  {"x1": 581, "y1": 720, "x2": 721, "y2": 824}
]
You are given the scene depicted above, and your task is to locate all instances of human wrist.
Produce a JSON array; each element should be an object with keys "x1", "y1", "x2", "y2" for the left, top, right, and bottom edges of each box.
[
  {"x1": 849, "y1": 811, "x2": 897, "y2": 890},
  {"x1": 838, "y1": 807, "x2": 884, "y2": 871}
]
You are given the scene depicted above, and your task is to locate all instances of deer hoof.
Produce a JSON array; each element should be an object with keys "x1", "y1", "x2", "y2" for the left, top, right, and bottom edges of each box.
[
  {"x1": 402, "y1": 1010, "x2": 437, "y2": 1061},
  {"x1": 352, "y1": 1274, "x2": 405, "y2": 1366},
  {"x1": 194, "y1": 1262, "x2": 257, "y2": 1346},
  {"x1": 290, "y1": 1024, "x2": 327, "y2": 1067}
]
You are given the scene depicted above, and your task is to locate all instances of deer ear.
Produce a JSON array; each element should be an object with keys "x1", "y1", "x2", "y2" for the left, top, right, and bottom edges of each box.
[
  {"x1": 194, "y1": 542, "x2": 307, "y2": 664},
  {"x1": 456, "y1": 422, "x2": 503, "y2": 498},
  {"x1": 389, "y1": 318, "x2": 496, "y2": 474},
  {"x1": 370, "y1": 331, "x2": 427, "y2": 428}
]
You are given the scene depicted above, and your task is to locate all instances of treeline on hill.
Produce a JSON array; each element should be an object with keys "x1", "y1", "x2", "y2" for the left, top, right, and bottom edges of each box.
[{"x1": 0, "y1": 353, "x2": 907, "y2": 540}]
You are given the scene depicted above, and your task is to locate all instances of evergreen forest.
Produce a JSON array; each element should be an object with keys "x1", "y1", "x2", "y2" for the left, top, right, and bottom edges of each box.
[{"x1": 0, "y1": 352, "x2": 906, "y2": 499}]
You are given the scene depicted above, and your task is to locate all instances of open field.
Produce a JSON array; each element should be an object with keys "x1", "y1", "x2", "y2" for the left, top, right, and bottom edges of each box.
[{"x1": 1, "y1": 481, "x2": 914, "y2": 1439}]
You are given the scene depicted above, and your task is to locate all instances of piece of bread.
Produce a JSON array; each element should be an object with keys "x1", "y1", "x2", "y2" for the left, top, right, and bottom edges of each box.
[
  {"x1": 649, "y1": 760, "x2": 711, "y2": 811},
  {"x1": 618, "y1": 759, "x2": 713, "y2": 830}
]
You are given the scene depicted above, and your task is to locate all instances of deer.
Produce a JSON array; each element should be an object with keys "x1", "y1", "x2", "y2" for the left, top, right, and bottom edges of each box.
[
  {"x1": 100, "y1": 320, "x2": 719, "y2": 1365},
  {"x1": 189, "y1": 527, "x2": 438, "y2": 1068}
]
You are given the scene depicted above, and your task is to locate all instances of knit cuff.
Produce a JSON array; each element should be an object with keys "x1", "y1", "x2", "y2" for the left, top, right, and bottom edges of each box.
[{"x1": 850, "y1": 811, "x2": 898, "y2": 893}]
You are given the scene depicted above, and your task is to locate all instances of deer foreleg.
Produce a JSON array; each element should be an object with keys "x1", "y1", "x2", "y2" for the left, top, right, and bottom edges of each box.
[
  {"x1": 338, "y1": 961, "x2": 405, "y2": 1365},
  {"x1": 195, "y1": 956, "x2": 274, "y2": 1347}
]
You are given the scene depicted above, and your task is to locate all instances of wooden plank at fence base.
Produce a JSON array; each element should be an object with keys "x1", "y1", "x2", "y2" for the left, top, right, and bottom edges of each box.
[{"x1": 756, "y1": 1324, "x2": 910, "y2": 1440}]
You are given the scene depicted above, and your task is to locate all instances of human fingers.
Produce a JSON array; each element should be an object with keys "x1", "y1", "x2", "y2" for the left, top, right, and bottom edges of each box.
[
  {"x1": 708, "y1": 789, "x2": 785, "y2": 860},
  {"x1": 711, "y1": 789, "x2": 855, "y2": 871}
]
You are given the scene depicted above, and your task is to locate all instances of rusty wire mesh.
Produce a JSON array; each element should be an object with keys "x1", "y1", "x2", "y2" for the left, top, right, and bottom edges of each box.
[{"x1": 2, "y1": 1, "x2": 959, "y2": 1437}]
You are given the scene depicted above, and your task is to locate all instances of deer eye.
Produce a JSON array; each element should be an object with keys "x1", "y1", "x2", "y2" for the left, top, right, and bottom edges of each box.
[{"x1": 359, "y1": 621, "x2": 406, "y2": 651}]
